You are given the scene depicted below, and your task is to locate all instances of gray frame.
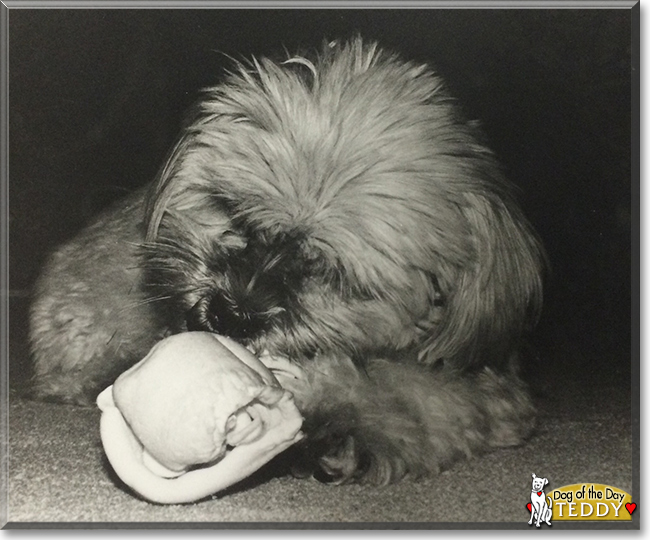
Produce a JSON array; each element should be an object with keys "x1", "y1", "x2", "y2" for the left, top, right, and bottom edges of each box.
[{"x1": 0, "y1": 0, "x2": 639, "y2": 530}]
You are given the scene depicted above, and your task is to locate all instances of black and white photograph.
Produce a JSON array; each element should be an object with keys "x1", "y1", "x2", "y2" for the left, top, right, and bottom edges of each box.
[{"x1": 2, "y1": 1, "x2": 638, "y2": 527}]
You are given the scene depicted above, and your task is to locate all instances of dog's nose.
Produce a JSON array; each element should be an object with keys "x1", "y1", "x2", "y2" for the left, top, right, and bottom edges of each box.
[
  {"x1": 186, "y1": 292, "x2": 265, "y2": 340},
  {"x1": 210, "y1": 292, "x2": 263, "y2": 339}
]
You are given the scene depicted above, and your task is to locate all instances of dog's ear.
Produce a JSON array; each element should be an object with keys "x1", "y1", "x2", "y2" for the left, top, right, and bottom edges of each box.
[
  {"x1": 544, "y1": 478, "x2": 548, "y2": 486},
  {"x1": 419, "y1": 187, "x2": 546, "y2": 370},
  {"x1": 532, "y1": 473, "x2": 537, "y2": 479},
  {"x1": 144, "y1": 124, "x2": 231, "y2": 243},
  {"x1": 145, "y1": 134, "x2": 197, "y2": 241}
]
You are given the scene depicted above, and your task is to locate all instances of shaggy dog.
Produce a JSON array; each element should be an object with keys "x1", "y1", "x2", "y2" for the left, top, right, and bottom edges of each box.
[{"x1": 29, "y1": 38, "x2": 545, "y2": 485}]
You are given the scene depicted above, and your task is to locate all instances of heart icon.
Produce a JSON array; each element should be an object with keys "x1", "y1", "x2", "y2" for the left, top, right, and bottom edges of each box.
[
  {"x1": 527, "y1": 503, "x2": 532, "y2": 512},
  {"x1": 625, "y1": 502, "x2": 636, "y2": 515}
]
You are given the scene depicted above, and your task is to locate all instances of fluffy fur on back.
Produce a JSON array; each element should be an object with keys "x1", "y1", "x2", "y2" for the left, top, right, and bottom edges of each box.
[{"x1": 30, "y1": 37, "x2": 545, "y2": 484}]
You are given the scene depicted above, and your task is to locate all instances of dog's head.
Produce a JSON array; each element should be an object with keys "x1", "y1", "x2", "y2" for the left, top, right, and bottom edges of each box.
[
  {"x1": 532, "y1": 473, "x2": 549, "y2": 491},
  {"x1": 142, "y1": 38, "x2": 545, "y2": 367}
]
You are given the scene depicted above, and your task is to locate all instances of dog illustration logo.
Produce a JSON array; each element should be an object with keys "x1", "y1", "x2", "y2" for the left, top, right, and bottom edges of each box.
[{"x1": 528, "y1": 473, "x2": 553, "y2": 527}]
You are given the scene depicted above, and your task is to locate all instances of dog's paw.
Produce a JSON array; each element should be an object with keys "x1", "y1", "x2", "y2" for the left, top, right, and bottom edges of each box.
[
  {"x1": 316, "y1": 435, "x2": 364, "y2": 485},
  {"x1": 314, "y1": 435, "x2": 411, "y2": 486},
  {"x1": 288, "y1": 433, "x2": 368, "y2": 485},
  {"x1": 478, "y1": 368, "x2": 537, "y2": 448},
  {"x1": 29, "y1": 374, "x2": 101, "y2": 407}
]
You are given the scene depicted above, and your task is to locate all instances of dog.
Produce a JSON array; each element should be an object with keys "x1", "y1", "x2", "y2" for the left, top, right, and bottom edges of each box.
[
  {"x1": 29, "y1": 37, "x2": 545, "y2": 485},
  {"x1": 529, "y1": 473, "x2": 553, "y2": 527}
]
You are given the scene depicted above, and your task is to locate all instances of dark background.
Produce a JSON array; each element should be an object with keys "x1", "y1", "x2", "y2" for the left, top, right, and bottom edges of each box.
[{"x1": 8, "y1": 9, "x2": 634, "y2": 396}]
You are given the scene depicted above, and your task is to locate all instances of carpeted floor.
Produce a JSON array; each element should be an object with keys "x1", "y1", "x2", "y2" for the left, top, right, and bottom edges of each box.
[
  {"x1": 5, "y1": 294, "x2": 636, "y2": 528},
  {"x1": 5, "y1": 373, "x2": 635, "y2": 528}
]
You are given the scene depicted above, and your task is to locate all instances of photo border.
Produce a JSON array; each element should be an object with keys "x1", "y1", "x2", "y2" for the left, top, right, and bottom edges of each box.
[{"x1": 0, "y1": 0, "x2": 640, "y2": 531}]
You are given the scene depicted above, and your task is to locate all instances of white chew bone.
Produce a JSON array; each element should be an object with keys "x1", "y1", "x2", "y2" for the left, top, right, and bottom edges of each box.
[{"x1": 97, "y1": 332, "x2": 304, "y2": 504}]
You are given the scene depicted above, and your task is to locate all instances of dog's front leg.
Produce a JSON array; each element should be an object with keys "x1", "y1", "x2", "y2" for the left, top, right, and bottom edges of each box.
[
  {"x1": 282, "y1": 355, "x2": 536, "y2": 485},
  {"x1": 535, "y1": 504, "x2": 543, "y2": 527}
]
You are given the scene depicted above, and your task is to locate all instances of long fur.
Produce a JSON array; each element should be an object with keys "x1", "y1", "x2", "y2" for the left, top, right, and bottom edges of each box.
[{"x1": 30, "y1": 38, "x2": 545, "y2": 484}]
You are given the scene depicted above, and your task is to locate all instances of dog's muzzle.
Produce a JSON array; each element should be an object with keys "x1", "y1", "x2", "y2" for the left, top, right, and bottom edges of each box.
[{"x1": 186, "y1": 292, "x2": 267, "y2": 340}]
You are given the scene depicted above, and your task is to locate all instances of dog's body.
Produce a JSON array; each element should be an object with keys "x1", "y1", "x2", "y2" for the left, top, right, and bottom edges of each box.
[
  {"x1": 528, "y1": 474, "x2": 553, "y2": 527},
  {"x1": 30, "y1": 38, "x2": 545, "y2": 485}
]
